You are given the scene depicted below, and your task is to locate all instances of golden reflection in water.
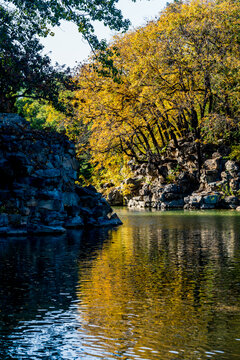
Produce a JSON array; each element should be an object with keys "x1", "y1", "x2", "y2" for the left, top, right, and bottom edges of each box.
[{"x1": 77, "y1": 213, "x2": 240, "y2": 359}]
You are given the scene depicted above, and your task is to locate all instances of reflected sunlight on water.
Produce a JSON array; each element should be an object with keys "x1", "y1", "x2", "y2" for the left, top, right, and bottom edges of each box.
[{"x1": 0, "y1": 209, "x2": 240, "y2": 359}]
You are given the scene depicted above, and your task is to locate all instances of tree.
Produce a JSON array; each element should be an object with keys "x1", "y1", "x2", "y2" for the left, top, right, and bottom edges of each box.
[
  {"x1": 0, "y1": 5, "x2": 73, "y2": 112},
  {"x1": 2, "y1": 0, "x2": 134, "y2": 49},
  {"x1": 15, "y1": 97, "x2": 67, "y2": 130},
  {"x1": 71, "y1": 0, "x2": 240, "y2": 185},
  {"x1": 0, "y1": 0, "x2": 137, "y2": 112}
]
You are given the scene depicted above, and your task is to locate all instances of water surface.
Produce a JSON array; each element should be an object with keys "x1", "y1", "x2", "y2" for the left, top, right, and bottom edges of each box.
[{"x1": 0, "y1": 209, "x2": 240, "y2": 359}]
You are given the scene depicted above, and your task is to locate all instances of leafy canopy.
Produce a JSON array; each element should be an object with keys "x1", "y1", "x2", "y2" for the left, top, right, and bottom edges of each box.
[
  {"x1": 0, "y1": 4, "x2": 73, "y2": 112},
  {"x1": 2, "y1": 0, "x2": 135, "y2": 48},
  {"x1": 70, "y1": 0, "x2": 240, "y2": 186},
  {"x1": 0, "y1": 0, "x2": 138, "y2": 112}
]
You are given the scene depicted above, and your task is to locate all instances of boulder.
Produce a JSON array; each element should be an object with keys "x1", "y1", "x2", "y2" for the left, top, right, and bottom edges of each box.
[
  {"x1": 163, "y1": 199, "x2": 185, "y2": 209},
  {"x1": 119, "y1": 137, "x2": 240, "y2": 211},
  {"x1": 0, "y1": 113, "x2": 122, "y2": 235},
  {"x1": 223, "y1": 196, "x2": 239, "y2": 209},
  {"x1": 225, "y1": 160, "x2": 239, "y2": 175},
  {"x1": 107, "y1": 188, "x2": 124, "y2": 206},
  {"x1": 95, "y1": 213, "x2": 123, "y2": 227},
  {"x1": 33, "y1": 169, "x2": 61, "y2": 178},
  {"x1": 62, "y1": 192, "x2": 80, "y2": 207},
  {"x1": 0, "y1": 213, "x2": 8, "y2": 227},
  {"x1": 203, "y1": 194, "x2": 220, "y2": 205},
  {"x1": 28, "y1": 224, "x2": 66, "y2": 234},
  {"x1": 65, "y1": 216, "x2": 84, "y2": 228},
  {"x1": 184, "y1": 194, "x2": 203, "y2": 209},
  {"x1": 203, "y1": 158, "x2": 223, "y2": 171},
  {"x1": 163, "y1": 184, "x2": 180, "y2": 194}
]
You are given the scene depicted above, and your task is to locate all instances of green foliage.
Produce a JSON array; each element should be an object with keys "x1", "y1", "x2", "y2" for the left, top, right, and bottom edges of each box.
[
  {"x1": 201, "y1": 115, "x2": 240, "y2": 145},
  {"x1": 78, "y1": 158, "x2": 93, "y2": 184},
  {"x1": 0, "y1": 0, "x2": 137, "y2": 112},
  {"x1": 217, "y1": 182, "x2": 240, "y2": 197},
  {"x1": 229, "y1": 145, "x2": 240, "y2": 162},
  {"x1": 0, "y1": 5, "x2": 72, "y2": 112},
  {"x1": 166, "y1": 165, "x2": 181, "y2": 184},
  {"x1": 16, "y1": 95, "x2": 72, "y2": 130},
  {"x1": 3, "y1": 0, "x2": 133, "y2": 50},
  {"x1": 121, "y1": 183, "x2": 135, "y2": 197},
  {"x1": 219, "y1": 184, "x2": 234, "y2": 197}
]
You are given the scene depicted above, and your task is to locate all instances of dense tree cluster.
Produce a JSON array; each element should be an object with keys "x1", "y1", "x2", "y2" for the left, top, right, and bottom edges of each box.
[
  {"x1": 0, "y1": 0, "x2": 134, "y2": 112},
  {"x1": 70, "y1": 0, "x2": 240, "y2": 184},
  {"x1": 0, "y1": 4, "x2": 72, "y2": 112},
  {"x1": 2, "y1": 0, "x2": 132, "y2": 48}
]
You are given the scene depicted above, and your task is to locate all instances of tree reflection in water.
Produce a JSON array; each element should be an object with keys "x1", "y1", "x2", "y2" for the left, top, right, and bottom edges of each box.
[
  {"x1": 77, "y1": 210, "x2": 240, "y2": 360},
  {"x1": 0, "y1": 210, "x2": 240, "y2": 359}
]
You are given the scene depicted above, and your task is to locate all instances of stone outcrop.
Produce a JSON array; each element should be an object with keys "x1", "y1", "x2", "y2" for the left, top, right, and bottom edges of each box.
[
  {"x1": 106, "y1": 138, "x2": 240, "y2": 210},
  {"x1": 0, "y1": 114, "x2": 122, "y2": 235},
  {"x1": 106, "y1": 188, "x2": 123, "y2": 206}
]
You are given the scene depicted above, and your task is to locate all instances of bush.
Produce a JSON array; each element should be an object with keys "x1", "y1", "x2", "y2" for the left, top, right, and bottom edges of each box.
[{"x1": 201, "y1": 114, "x2": 240, "y2": 144}]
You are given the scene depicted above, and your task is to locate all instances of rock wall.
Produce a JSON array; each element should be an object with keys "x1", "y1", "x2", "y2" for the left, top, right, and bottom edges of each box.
[
  {"x1": 0, "y1": 114, "x2": 122, "y2": 235},
  {"x1": 106, "y1": 138, "x2": 240, "y2": 210}
]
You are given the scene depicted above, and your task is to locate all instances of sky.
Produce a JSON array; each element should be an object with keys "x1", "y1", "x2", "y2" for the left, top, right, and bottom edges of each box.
[{"x1": 41, "y1": 0, "x2": 167, "y2": 68}]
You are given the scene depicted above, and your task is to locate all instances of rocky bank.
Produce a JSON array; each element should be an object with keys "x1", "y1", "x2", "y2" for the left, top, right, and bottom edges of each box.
[
  {"x1": 0, "y1": 114, "x2": 122, "y2": 236},
  {"x1": 106, "y1": 138, "x2": 240, "y2": 211}
]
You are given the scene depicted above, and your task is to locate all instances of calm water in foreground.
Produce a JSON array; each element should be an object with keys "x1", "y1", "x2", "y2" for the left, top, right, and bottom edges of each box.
[{"x1": 0, "y1": 208, "x2": 240, "y2": 360}]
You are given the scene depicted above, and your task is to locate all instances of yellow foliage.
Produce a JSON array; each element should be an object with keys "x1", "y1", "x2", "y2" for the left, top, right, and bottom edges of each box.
[{"x1": 70, "y1": 0, "x2": 240, "y2": 185}]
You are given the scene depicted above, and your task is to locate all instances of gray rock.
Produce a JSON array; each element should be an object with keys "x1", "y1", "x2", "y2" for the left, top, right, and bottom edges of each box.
[
  {"x1": 163, "y1": 184, "x2": 180, "y2": 194},
  {"x1": 203, "y1": 158, "x2": 222, "y2": 171},
  {"x1": 28, "y1": 224, "x2": 66, "y2": 234},
  {"x1": 0, "y1": 213, "x2": 8, "y2": 227},
  {"x1": 0, "y1": 113, "x2": 28, "y2": 126},
  {"x1": 96, "y1": 213, "x2": 123, "y2": 227},
  {"x1": 38, "y1": 199, "x2": 63, "y2": 211},
  {"x1": 34, "y1": 169, "x2": 61, "y2": 178},
  {"x1": 224, "y1": 196, "x2": 239, "y2": 205},
  {"x1": 229, "y1": 178, "x2": 239, "y2": 191},
  {"x1": 161, "y1": 202, "x2": 167, "y2": 210},
  {"x1": 0, "y1": 113, "x2": 121, "y2": 235},
  {"x1": 163, "y1": 199, "x2": 185, "y2": 209},
  {"x1": 65, "y1": 216, "x2": 84, "y2": 228},
  {"x1": 125, "y1": 177, "x2": 142, "y2": 190},
  {"x1": 200, "y1": 204, "x2": 215, "y2": 209},
  {"x1": 63, "y1": 156, "x2": 75, "y2": 170},
  {"x1": 63, "y1": 192, "x2": 80, "y2": 207},
  {"x1": 207, "y1": 180, "x2": 226, "y2": 192},
  {"x1": 163, "y1": 192, "x2": 183, "y2": 201},
  {"x1": 108, "y1": 213, "x2": 123, "y2": 226},
  {"x1": 202, "y1": 170, "x2": 220, "y2": 184},
  {"x1": 203, "y1": 194, "x2": 220, "y2": 205},
  {"x1": 139, "y1": 184, "x2": 151, "y2": 196},
  {"x1": 184, "y1": 194, "x2": 203, "y2": 209},
  {"x1": 7, "y1": 228, "x2": 28, "y2": 236},
  {"x1": 221, "y1": 171, "x2": 229, "y2": 180},
  {"x1": 107, "y1": 188, "x2": 123, "y2": 206},
  {"x1": 0, "y1": 227, "x2": 8, "y2": 235},
  {"x1": 39, "y1": 190, "x2": 63, "y2": 200},
  {"x1": 8, "y1": 214, "x2": 22, "y2": 226},
  {"x1": 225, "y1": 160, "x2": 239, "y2": 174}
]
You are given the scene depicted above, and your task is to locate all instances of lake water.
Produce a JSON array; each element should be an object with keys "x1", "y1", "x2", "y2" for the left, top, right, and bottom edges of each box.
[{"x1": 0, "y1": 208, "x2": 240, "y2": 360}]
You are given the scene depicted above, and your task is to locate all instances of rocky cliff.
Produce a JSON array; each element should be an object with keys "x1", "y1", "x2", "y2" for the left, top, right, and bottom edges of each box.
[
  {"x1": 107, "y1": 138, "x2": 240, "y2": 210},
  {"x1": 0, "y1": 114, "x2": 122, "y2": 235}
]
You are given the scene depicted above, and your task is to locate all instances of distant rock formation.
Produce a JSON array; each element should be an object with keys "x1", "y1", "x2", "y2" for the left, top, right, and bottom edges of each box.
[
  {"x1": 0, "y1": 114, "x2": 122, "y2": 235},
  {"x1": 106, "y1": 138, "x2": 240, "y2": 210}
]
